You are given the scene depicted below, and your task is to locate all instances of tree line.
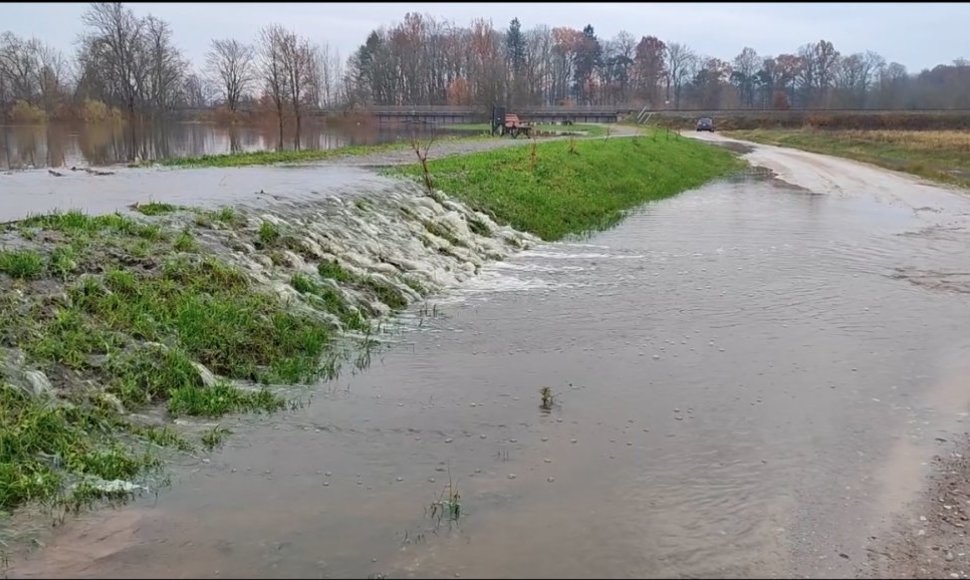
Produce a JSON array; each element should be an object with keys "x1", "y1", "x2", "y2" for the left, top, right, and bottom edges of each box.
[
  {"x1": 345, "y1": 14, "x2": 970, "y2": 111},
  {"x1": 2, "y1": 3, "x2": 969, "y2": 132}
]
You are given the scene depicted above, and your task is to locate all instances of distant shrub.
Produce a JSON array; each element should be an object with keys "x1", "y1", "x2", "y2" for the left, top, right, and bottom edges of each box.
[
  {"x1": 80, "y1": 99, "x2": 125, "y2": 124},
  {"x1": 8, "y1": 100, "x2": 47, "y2": 124}
]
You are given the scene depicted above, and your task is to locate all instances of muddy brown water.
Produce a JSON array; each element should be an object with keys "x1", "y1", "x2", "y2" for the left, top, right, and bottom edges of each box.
[{"x1": 7, "y1": 138, "x2": 970, "y2": 579}]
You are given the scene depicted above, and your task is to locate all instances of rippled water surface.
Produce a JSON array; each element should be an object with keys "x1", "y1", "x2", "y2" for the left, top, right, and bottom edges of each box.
[{"x1": 10, "y1": 172, "x2": 970, "y2": 579}]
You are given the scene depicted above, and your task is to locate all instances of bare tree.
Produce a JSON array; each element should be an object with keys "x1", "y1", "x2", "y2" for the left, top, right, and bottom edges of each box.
[
  {"x1": 206, "y1": 38, "x2": 254, "y2": 113},
  {"x1": 36, "y1": 43, "x2": 68, "y2": 114},
  {"x1": 876, "y1": 61, "x2": 909, "y2": 108},
  {"x1": 858, "y1": 51, "x2": 885, "y2": 108},
  {"x1": 730, "y1": 47, "x2": 760, "y2": 107},
  {"x1": 80, "y1": 2, "x2": 150, "y2": 157},
  {"x1": 320, "y1": 44, "x2": 342, "y2": 108},
  {"x1": 605, "y1": 31, "x2": 636, "y2": 104},
  {"x1": 665, "y1": 42, "x2": 695, "y2": 109},
  {"x1": 524, "y1": 26, "x2": 553, "y2": 105},
  {"x1": 182, "y1": 72, "x2": 213, "y2": 107},
  {"x1": 798, "y1": 40, "x2": 840, "y2": 107},
  {"x1": 279, "y1": 32, "x2": 314, "y2": 149},
  {"x1": 258, "y1": 24, "x2": 287, "y2": 149},
  {"x1": 143, "y1": 15, "x2": 185, "y2": 117},
  {"x1": 0, "y1": 32, "x2": 40, "y2": 104}
]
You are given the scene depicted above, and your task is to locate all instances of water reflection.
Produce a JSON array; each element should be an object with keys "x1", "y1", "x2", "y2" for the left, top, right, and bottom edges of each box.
[{"x1": 0, "y1": 121, "x2": 458, "y2": 170}]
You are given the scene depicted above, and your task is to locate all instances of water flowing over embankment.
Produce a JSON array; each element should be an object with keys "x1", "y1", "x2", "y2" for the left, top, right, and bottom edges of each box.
[
  {"x1": 0, "y1": 176, "x2": 539, "y2": 517},
  {"x1": 189, "y1": 180, "x2": 541, "y2": 324}
]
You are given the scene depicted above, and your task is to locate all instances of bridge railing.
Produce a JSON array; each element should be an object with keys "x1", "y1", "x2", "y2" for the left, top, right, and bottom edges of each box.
[{"x1": 353, "y1": 105, "x2": 634, "y2": 115}]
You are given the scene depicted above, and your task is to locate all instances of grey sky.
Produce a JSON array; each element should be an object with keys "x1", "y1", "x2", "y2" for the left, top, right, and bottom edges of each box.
[{"x1": 1, "y1": 2, "x2": 966, "y2": 74}]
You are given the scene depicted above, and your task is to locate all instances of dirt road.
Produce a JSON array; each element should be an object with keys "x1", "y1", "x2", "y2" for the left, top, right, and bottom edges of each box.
[{"x1": 685, "y1": 130, "x2": 968, "y2": 205}]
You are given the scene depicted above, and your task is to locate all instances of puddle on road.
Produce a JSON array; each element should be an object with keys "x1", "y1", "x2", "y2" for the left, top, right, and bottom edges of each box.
[{"x1": 8, "y1": 173, "x2": 970, "y2": 579}]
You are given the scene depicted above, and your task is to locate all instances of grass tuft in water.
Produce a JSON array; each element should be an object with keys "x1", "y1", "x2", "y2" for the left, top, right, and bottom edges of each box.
[
  {"x1": 168, "y1": 382, "x2": 284, "y2": 418},
  {"x1": 318, "y1": 259, "x2": 356, "y2": 283},
  {"x1": 361, "y1": 278, "x2": 408, "y2": 310},
  {"x1": 0, "y1": 249, "x2": 45, "y2": 279},
  {"x1": 201, "y1": 425, "x2": 233, "y2": 450},
  {"x1": 134, "y1": 202, "x2": 180, "y2": 216},
  {"x1": 136, "y1": 425, "x2": 195, "y2": 452},
  {"x1": 257, "y1": 221, "x2": 281, "y2": 247},
  {"x1": 540, "y1": 386, "x2": 555, "y2": 411},
  {"x1": 466, "y1": 217, "x2": 492, "y2": 237},
  {"x1": 291, "y1": 273, "x2": 369, "y2": 332},
  {"x1": 173, "y1": 229, "x2": 198, "y2": 252},
  {"x1": 428, "y1": 473, "x2": 461, "y2": 528}
]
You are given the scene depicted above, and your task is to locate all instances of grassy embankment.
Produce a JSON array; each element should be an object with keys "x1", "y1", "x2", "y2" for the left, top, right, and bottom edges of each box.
[
  {"x1": 157, "y1": 133, "x2": 494, "y2": 168},
  {"x1": 0, "y1": 205, "x2": 410, "y2": 516},
  {"x1": 399, "y1": 128, "x2": 744, "y2": 241},
  {"x1": 158, "y1": 140, "x2": 411, "y2": 168},
  {"x1": 0, "y1": 129, "x2": 742, "y2": 521},
  {"x1": 726, "y1": 129, "x2": 970, "y2": 189}
]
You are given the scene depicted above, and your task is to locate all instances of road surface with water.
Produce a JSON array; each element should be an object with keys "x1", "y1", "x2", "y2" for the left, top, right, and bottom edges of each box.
[{"x1": 6, "y1": 133, "x2": 970, "y2": 579}]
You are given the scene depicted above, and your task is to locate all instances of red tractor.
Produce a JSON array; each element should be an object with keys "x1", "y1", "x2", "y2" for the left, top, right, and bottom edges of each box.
[{"x1": 491, "y1": 106, "x2": 533, "y2": 138}]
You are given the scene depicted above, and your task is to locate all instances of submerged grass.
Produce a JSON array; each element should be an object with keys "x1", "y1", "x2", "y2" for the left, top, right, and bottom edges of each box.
[
  {"x1": 133, "y1": 202, "x2": 181, "y2": 216},
  {"x1": 0, "y1": 384, "x2": 158, "y2": 512},
  {"x1": 399, "y1": 130, "x2": 744, "y2": 241},
  {"x1": 726, "y1": 129, "x2": 970, "y2": 189},
  {"x1": 201, "y1": 425, "x2": 233, "y2": 450},
  {"x1": 290, "y1": 273, "x2": 368, "y2": 331},
  {"x1": 168, "y1": 383, "x2": 284, "y2": 418}
]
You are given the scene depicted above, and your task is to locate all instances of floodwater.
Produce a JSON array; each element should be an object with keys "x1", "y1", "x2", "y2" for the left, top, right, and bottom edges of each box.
[
  {"x1": 0, "y1": 163, "x2": 403, "y2": 224},
  {"x1": 0, "y1": 121, "x2": 461, "y2": 170},
  {"x1": 8, "y1": 139, "x2": 970, "y2": 579}
]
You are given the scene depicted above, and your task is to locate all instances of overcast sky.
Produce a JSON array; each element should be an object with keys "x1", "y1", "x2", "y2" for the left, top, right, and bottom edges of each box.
[{"x1": 1, "y1": 2, "x2": 966, "y2": 73}]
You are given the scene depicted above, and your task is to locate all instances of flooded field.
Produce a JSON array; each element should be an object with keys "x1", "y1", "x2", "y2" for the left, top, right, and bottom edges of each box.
[
  {"x1": 0, "y1": 121, "x2": 462, "y2": 170},
  {"x1": 8, "y1": 151, "x2": 970, "y2": 578}
]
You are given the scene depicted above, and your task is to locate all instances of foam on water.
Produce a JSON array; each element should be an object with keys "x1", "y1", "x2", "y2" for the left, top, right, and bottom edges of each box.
[
  {"x1": 517, "y1": 250, "x2": 645, "y2": 260},
  {"x1": 190, "y1": 180, "x2": 543, "y2": 321}
]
